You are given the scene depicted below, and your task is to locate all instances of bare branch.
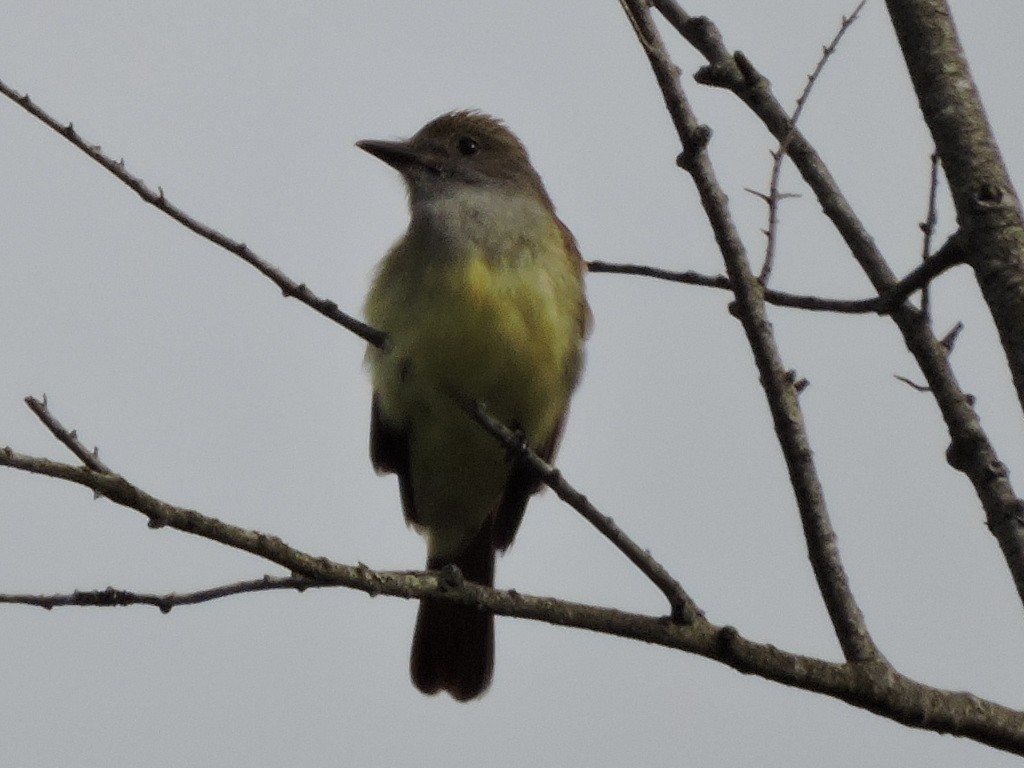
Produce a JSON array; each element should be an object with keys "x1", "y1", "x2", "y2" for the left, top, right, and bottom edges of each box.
[
  {"x1": 0, "y1": 76, "x2": 385, "y2": 350},
  {"x1": 886, "y1": 0, "x2": 1024, "y2": 418},
  {"x1": 450, "y1": 393, "x2": 701, "y2": 624},
  {"x1": 0, "y1": 576, "x2": 318, "y2": 613},
  {"x1": 919, "y1": 152, "x2": 942, "y2": 320},
  {"x1": 621, "y1": 0, "x2": 879, "y2": 664},
  {"x1": 589, "y1": 260, "x2": 883, "y2": 314},
  {"x1": 24, "y1": 395, "x2": 111, "y2": 473},
  {"x1": 759, "y1": 0, "x2": 867, "y2": 285},
  {"x1": 2, "y1": 443, "x2": 1024, "y2": 753},
  {"x1": 589, "y1": 229, "x2": 965, "y2": 316}
]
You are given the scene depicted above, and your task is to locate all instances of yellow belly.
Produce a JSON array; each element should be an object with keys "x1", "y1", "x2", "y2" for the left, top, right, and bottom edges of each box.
[{"x1": 365, "y1": 237, "x2": 582, "y2": 557}]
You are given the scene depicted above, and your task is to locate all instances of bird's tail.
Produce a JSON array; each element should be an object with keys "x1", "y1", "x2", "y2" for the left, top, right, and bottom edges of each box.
[{"x1": 410, "y1": 519, "x2": 495, "y2": 701}]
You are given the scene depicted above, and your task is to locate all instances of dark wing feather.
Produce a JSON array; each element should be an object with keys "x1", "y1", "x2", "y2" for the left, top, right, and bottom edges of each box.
[{"x1": 369, "y1": 393, "x2": 419, "y2": 525}]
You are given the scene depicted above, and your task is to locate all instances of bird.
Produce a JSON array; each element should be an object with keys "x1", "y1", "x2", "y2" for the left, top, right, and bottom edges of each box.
[{"x1": 359, "y1": 111, "x2": 590, "y2": 701}]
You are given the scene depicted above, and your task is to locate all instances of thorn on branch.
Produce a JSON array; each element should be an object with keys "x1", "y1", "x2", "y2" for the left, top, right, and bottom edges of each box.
[
  {"x1": 894, "y1": 374, "x2": 931, "y2": 393},
  {"x1": 745, "y1": 187, "x2": 770, "y2": 204},
  {"x1": 940, "y1": 321, "x2": 964, "y2": 353},
  {"x1": 786, "y1": 370, "x2": 810, "y2": 393},
  {"x1": 24, "y1": 395, "x2": 113, "y2": 474}
]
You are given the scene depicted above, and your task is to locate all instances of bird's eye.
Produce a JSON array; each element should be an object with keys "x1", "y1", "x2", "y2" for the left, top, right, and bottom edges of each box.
[{"x1": 457, "y1": 136, "x2": 479, "y2": 156}]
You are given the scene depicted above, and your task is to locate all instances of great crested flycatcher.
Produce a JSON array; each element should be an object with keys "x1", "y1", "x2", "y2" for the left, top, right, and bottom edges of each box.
[{"x1": 359, "y1": 111, "x2": 590, "y2": 701}]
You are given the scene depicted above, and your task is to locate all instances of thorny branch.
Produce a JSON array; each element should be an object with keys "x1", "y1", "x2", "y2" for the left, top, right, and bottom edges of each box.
[
  {"x1": 0, "y1": 576, "x2": 319, "y2": 612},
  {"x1": 757, "y1": 0, "x2": 866, "y2": 285},
  {"x1": 0, "y1": 77, "x2": 385, "y2": 350},
  {"x1": 919, "y1": 152, "x2": 942, "y2": 321}
]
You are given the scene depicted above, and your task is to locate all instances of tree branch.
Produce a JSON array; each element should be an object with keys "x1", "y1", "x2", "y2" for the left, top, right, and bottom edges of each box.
[
  {"x1": 620, "y1": 0, "x2": 879, "y2": 664},
  {"x1": 651, "y1": 0, "x2": 1024, "y2": 613},
  {"x1": 453, "y1": 395, "x2": 701, "y2": 624},
  {"x1": 919, "y1": 152, "x2": 942, "y2": 321},
  {"x1": 588, "y1": 250, "x2": 965, "y2": 315},
  {"x1": 0, "y1": 76, "x2": 385, "y2": 350},
  {"x1": 886, "y1": 0, "x2": 1024, "y2": 418},
  {"x1": 24, "y1": 394, "x2": 111, "y2": 473},
  {"x1": 0, "y1": 576, "x2": 319, "y2": 612},
  {"x1": 2, "y1": 441, "x2": 1024, "y2": 753},
  {"x1": 758, "y1": 0, "x2": 867, "y2": 285}
]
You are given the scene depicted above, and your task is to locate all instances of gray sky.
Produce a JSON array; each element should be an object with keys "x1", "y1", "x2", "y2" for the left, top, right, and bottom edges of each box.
[{"x1": 2, "y1": 2, "x2": 1023, "y2": 766}]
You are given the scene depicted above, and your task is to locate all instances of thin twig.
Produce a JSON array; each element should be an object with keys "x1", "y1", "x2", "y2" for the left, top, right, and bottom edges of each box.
[
  {"x1": 451, "y1": 393, "x2": 701, "y2": 624},
  {"x1": 24, "y1": 395, "x2": 111, "y2": 473},
  {"x1": 0, "y1": 576, "x2": 318, "y2": 613},
  {"x1": 589, "y1": 228, "x2": 965, "y2": 315},
  {"x1": 894, "y1": 374, "x2": 931, "y2": 392},
  {"x1": 621, "y1": 0, "x2": 880, "y2": 664},
  {"x1": 0, "y1": 77, "x2": 384, "y2": 349},
  {"x1": 589, "y1": 260, "x2": 880, "y2": 313},
  {"x1": 920, "y1": 152, "x2": 942, "y2": 321},
  {"x1": 758, "y1": 0, "x2": 867, "y2": 285}
]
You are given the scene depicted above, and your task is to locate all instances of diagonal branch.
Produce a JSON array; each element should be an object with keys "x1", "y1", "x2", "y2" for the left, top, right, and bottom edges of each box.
[
  {"x1": 0, "y1": 76, "x2": 385, "y2": 350},
  {"x1": 758, "y1": 0, "x2": 866, "y2": 285},
  {"x1": 25, "y1": 395, "x2": 111, "y2": 473},
  {"x1": 453, "y1": 395, "x2": 700, "y2": 624},
  {"x1": 919, "y1": 152, "x2": 942, "y2": 321},
  {"x1": 620, "y1": 0, "x2": 879, "y2": 664}
]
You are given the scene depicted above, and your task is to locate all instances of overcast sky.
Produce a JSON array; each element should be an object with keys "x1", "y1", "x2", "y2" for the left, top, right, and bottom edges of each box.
[{"x1": 2, "y1": 2, "x2": 1023, "y2": 766}]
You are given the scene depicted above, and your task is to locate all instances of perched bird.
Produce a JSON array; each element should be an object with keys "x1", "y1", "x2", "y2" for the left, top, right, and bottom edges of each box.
[{"x1": 360, "y1": 111, "x2": 590, "y2": 701}]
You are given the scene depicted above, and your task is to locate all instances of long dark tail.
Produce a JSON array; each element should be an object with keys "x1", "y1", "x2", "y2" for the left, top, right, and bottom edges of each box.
[{"x1": 410, "y1": 519, "x2": 495, "y2": 701}]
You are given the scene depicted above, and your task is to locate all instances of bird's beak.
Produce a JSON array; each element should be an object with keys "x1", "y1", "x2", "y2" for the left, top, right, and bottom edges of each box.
[{"x1": 357, "y1": 139, "x2": 437, "y2": 174}]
